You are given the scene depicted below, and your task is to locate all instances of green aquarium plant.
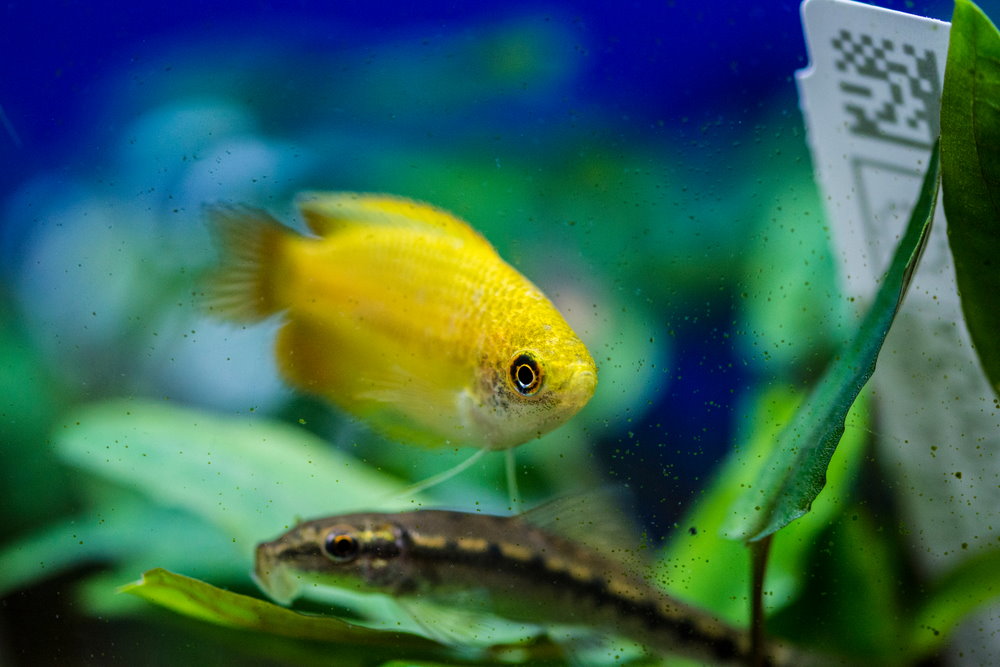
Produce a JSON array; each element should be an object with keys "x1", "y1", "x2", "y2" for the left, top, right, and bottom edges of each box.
[{"x1": 941, "y1": 0, "x2": 1000, "y2": 399}]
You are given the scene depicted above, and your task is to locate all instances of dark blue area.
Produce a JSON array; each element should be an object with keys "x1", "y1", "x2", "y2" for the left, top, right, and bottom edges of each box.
[
  {"x1": 597, "y1": 296, "x2": 749, "y2": 536},
  {"x1": 1, "y1": 2, "x2": 801, "y2": 190},
  {"x1": 0, "y1": 0, "x2": 964, "y2": 196}
]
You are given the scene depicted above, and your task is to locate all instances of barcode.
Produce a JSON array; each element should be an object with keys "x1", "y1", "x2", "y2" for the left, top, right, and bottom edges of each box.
[{"x1": 832, "y1": 29, "x2": 941, "y2": 149}]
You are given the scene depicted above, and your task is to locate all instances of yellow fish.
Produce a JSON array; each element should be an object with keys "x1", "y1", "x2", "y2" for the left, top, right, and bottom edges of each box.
[{"x1": 205, "y1": 193, "x2": 597, "y2": 491}]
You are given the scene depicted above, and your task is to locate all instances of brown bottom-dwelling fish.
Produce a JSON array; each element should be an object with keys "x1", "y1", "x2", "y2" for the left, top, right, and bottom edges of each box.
[{"x1": 254, "y1": 503, "x2": 797, "y2": 665}]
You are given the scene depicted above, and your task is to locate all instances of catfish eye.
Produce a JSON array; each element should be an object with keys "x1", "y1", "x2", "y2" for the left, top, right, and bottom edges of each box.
[
  {"x1": 509, "y1": 352, "x2": 542, "y2": 396},
  {"x1": 324, "y1": 531, "x2": 359, "y2": 563}
]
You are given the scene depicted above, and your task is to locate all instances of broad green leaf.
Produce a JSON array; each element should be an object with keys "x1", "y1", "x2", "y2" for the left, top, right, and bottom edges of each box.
[
  {"x1": 123, "y1": 568, "x2": 566, "y2": 665},
  {"x1": 725, "y1": 143, "x2": 940, "y2": 542},
  {"x1": 121, "y1": 568, "x2": 444, "y2": 649},
  {"x1": 941, "y1": 0, "x2": 1000, "y2": 398},
  {"x1": 910, "y1": 548, "x2": 1000, "y2": 655},
  {"x1": 54, "y1": 398, "x2": 419, "y2": 551},
  {"x1": 11, "y1": 399, "x2": 429, "y2": 611}
]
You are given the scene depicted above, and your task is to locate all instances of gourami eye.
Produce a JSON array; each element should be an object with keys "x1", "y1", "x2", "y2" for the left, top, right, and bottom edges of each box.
[
  {"x1": 509, "y1": 352, "x2": 542, "y2": 396},
  {"x1": 324, "y1": 531, "x2": 359, "y2": 563}
]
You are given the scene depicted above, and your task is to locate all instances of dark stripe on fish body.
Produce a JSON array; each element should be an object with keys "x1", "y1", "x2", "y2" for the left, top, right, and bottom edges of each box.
[
  {"x1": 281, "y1": 544, "x2": 323, "y2": 560},
  {"x1": 402, "y1": 521, "x2": 757, "y2": 665},
  {"x1": 261, "y1": 510, "x2": 792, "y2": 664}
]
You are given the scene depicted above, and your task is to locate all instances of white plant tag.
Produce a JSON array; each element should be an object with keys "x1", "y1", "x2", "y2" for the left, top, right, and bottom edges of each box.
[
  {"x1": 797, "y1": 0, "x2": 999, "y2": 659},
  {"x1": 797, "y1": 0, "x2": 949, "y2": 300}
]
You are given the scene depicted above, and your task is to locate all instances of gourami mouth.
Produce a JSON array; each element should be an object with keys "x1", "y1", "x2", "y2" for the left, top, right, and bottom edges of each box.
[{"x1": 567, "y1": 368, "x2": 597, "y2": 401}]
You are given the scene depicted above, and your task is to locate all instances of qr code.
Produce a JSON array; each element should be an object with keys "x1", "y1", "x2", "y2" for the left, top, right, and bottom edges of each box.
[{"x1": 832, "y1": 30, "x2": 941, "y2": 149}]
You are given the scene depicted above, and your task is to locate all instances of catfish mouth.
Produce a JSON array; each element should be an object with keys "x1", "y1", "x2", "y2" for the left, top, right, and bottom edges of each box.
[{"x1": 253, "y1": 540, "x2": 303, "y2": 606}]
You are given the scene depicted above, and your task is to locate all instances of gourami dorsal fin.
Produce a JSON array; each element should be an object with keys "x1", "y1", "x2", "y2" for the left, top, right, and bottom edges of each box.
[
  {"x1": 295, "y1": 191, "x2": 494, "y2": 249},
  {"x1": 518, "y1": 489, "x2": 652, "y2": 568}
]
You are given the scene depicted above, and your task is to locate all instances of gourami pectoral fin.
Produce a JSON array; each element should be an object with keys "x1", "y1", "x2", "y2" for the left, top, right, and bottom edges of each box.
[
  {"x1": 204, "y1": 205, "x2": 291, "y2": 322},
  {"x1": 295, "y1": 192, "x2": 494, "y2": 250}
]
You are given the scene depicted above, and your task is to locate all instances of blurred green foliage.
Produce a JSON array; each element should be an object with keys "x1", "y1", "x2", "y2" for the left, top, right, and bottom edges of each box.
[{"x1": 3, "y1": 3, "x2": 1000, "y2": 666}]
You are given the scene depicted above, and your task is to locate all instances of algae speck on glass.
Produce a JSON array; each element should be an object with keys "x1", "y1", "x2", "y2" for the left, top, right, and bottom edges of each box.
[{"x1": 2, "y1": 0, "x2": 1000, "y2": 665}]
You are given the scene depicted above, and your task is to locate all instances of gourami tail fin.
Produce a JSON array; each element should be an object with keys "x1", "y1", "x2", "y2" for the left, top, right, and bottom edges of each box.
[{"x1": 204, "y1": 205, "x2": 290, "y2": 322}]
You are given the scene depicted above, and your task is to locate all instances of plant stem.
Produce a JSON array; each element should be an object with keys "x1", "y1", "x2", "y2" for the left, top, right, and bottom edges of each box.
[{"x1": 750, "y1": 534, "x2": 773, "y2": 667}]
